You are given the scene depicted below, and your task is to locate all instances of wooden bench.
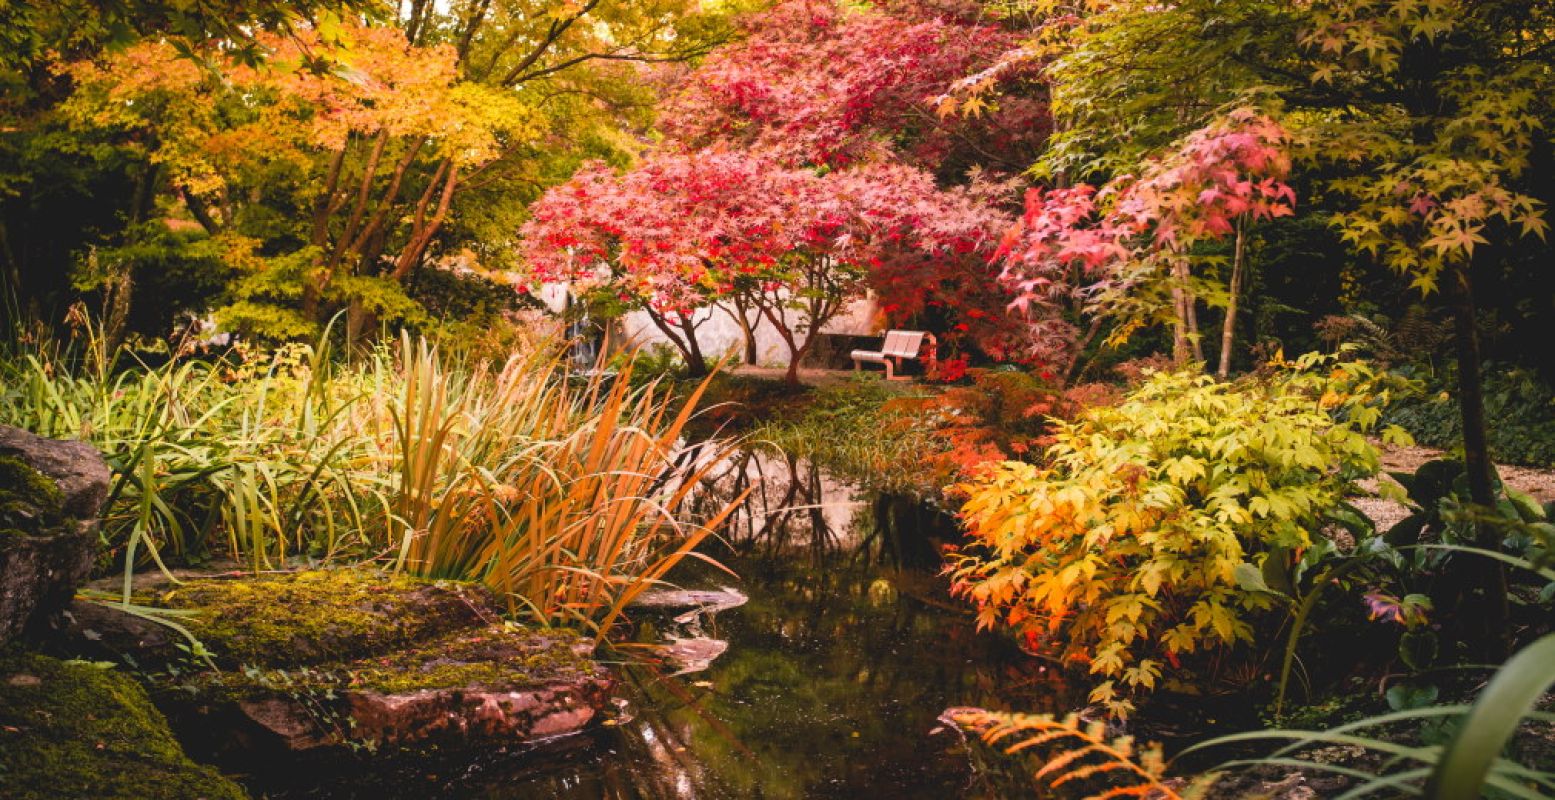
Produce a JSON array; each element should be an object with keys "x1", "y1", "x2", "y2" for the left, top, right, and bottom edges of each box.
[{"x1": 850, "y1": 330, "x2": 935, "y2": 380}]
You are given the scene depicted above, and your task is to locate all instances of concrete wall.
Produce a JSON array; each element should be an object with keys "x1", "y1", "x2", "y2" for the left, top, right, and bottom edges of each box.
[{"x1": 536, "y1": 284, "x2": 881, "y2": 368}]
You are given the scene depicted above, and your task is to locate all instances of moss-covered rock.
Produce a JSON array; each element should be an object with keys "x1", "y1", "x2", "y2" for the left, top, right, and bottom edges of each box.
[
  {"x1": 0, "y1": 425, "x2": 112, "y2": 519},
  {"x1": 0, "y1": 456, "x2": 67, "y2": 536},
  {"x1": 155, "y1": 569, "x2": 500, "y2": 669},
  {"x1": 93, "y1": 569, "x2": 620, "y2": 761},
  {"x1": 0, "y1": 649, "x2": 247, "y2": 800},
  {"x1": 166, "y1": 624, "x2": 610, "y2": 758}
]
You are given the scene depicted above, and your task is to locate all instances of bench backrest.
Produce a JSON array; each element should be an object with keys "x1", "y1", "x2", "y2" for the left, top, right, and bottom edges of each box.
[{"x1": 882, "y1": 330, "x2": 925, "y2": 358}]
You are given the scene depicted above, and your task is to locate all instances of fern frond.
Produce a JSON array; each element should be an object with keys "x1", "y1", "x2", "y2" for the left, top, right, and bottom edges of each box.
[{"x1": 947, "y1": 707, "x2": 1182, "y2": 800}]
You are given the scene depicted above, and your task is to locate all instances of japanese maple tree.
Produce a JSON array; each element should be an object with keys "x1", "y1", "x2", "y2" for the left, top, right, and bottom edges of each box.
[
  {"x1": 521, "y1": 148, "x2": 1012, "y2": 383},
  {"x1": 64, "y1": 22, "x2": 542, "y2": 339},
  {"x1": 519, "y1": 149, "x2": 788, "y2": 376},
  {"x1": 996, "y1": 110, "x2": 1295, "y2": 377},
  {"x1": 745, "y1": 160, "x2": 1011, "y2": 384},
  {"x1": 642, "y1": 0, "x2": 1050, "y2": 364},
  {"x1": 1113, "y1": 110, "x2": 1296, "y2": 373},
  {"x1": 51, "y1": 0, "x2": 738, "y2": 341}
]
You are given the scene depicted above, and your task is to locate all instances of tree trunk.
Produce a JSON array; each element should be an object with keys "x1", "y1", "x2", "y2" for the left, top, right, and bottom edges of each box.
[
  {"x1": 391, "y1": 161, "x2": 458, "y2": 280},
  {"x1": 304, "y1": 145, "x2": 350, "y2": 322},
  {"x1": 1447, "y1": 262, "x2": 1509, "y2": 658},
  {"x1": 1185, "y1": 278, "x2": 1205, "y2": 365},
  {"x1": 328, "y1": 131, "x2": 389, "y2": 274},
  {"x1": 1217, "y1": 220, "x2": 1246, "y2": 378},
  {"x1": 677, "y1": 315, "x2": 708, "y2": 377},
  {"x1": 103, "y1": 160, "x2": 159, "y2": 351},
  {"x1": 723, "y1": 296, "x2": 760, "y2": 365},
  {"x1": 347, "y1": 138, "x2": 425, "y2": 261},
  {"x1": 101, "y1": 265, "x2": 132, "y2": 354},
  {"x1": 738, "y1": 305, "x2": 759, "y2": 365},
  {"x1": 756, "y1": 300, "x2": 808, "y2": 386},
  {"x1": 641, "y1": 308, "x2": 707, "y2": 378},
  {"x1": 182, "y1": 188, "x2": 221, "y2": 234},
  {"x1": 783, "y1": 339, "x2": 805, "y2": 385},
  {"x1": 344, "y1": 298, "x2": 368, "y2": 354},
  {"x1": 1063, "y1": 317, "x2": 1105, "y2": 387},
  {"x1": 1170, "y1": 279, "x2": 1191, "y2": 368}
]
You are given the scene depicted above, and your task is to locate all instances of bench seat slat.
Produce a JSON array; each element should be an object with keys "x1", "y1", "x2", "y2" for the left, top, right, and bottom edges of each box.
[{"x1": 884, "y1": 332, "x2": 924, "y2": 358}]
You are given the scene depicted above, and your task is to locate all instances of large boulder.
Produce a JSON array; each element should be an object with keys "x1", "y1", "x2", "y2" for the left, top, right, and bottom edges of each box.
[
  {"x1": 62, "y1": 570, "x2": 615, "y2": 765},
  {"x1": 193, "y1": 627, "x2": 610, "y2": 758},
  {"x1": 0, "y1": 425, "x2": 110, "y2": 645}
]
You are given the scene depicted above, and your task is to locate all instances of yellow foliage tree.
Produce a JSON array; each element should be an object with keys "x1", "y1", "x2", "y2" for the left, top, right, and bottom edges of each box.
[{"x1": 53, "y1": 0, "x2": 740, "y2": 339}]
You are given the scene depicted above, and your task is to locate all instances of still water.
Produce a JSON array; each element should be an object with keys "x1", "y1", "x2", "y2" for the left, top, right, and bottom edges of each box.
[{"x1": 252, "y1": 456, "x2": 1073, "y2": 799}]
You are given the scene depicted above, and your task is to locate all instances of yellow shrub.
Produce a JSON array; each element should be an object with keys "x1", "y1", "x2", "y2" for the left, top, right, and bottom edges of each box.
[{"x1": 950, "y1": 351, "x2": 1409, "y2": 716}]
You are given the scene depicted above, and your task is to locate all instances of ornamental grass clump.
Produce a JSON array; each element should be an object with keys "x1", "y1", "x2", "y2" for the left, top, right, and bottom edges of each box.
[
  {"x1": 0, "y1": 321, "x2": 736, "y2": 638},
  {"x1": 387, "y1": 334, "x2": 743, "y2": 639},
  {"x1": 950, "y1": 351, "x2": 1409, "y2": 716}
]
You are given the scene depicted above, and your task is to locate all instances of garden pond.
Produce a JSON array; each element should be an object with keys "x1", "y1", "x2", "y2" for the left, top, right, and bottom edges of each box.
[
  {"x1": 239, "y1": 451, "x2": 1250, "y2": 793},
  {"x1": 239, "y1": 452, "x2": 1246, "y2": 799}
]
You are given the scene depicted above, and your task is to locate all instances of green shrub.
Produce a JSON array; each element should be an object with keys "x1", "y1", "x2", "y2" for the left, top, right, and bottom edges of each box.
[
  {"x1": 747, "y1": 378, "x2": 943, "y2": 494},
  {"x1": 1384, "y1": 362, "x2": 1555, "y2": 467}
]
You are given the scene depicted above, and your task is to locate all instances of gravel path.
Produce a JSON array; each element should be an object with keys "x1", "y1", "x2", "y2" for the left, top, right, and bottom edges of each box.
[{"x1": 1352, "y1": 442, "x2": 1555, "y2": 530}]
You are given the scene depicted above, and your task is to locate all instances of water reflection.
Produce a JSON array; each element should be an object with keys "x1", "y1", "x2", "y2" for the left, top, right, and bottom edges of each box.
[
  {"x1": 601, "y1": 560, "x2": 1075, "y2": 799},
  {"x1": 687, "y1": 448, "x2": 959, "y2": 570},
  {"x1": 487, "y1": 453, "x2": 1071, "y2": 799}
]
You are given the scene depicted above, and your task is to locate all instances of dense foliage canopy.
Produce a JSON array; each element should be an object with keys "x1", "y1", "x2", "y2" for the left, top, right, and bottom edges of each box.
[{"x1": 2, "y1": 0, "x2": 1554, "y2": 795}]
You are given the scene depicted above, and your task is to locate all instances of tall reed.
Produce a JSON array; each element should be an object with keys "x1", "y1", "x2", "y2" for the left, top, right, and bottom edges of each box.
[{"x1": 387, "y1": 334, "x2": 744, "y2": 638}]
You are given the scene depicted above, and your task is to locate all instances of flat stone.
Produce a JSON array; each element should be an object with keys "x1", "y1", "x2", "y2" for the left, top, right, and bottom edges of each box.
[
  {"x1": 659, "y1": 634, "x2": 730, "y2": 675},
  {"x1": 632, "y1": 587, "x2": 748, "y2": 622},
  {"x1": 58, "y1": 597, "x2": 175, "y2": 667},
  {"x1": 633, "y1": 587, "x2": 744, "y2": 674}
]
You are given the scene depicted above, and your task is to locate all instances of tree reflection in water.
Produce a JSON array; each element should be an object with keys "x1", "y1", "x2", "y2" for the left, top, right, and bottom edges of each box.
[{"x1": 685, "y1": 446, "x2": 958, "y2": 570}]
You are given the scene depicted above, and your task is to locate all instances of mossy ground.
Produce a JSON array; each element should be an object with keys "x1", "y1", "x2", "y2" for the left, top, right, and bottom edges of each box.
[
  {"x1": 183, "y1": 624, "x2": 596, "y2": 702},
  {"x1": 346, "y1": 624, "x2": 593, "y2": 694},
  {"x1": 0, "y1": 649, "x2": 247, "y2": 800}
]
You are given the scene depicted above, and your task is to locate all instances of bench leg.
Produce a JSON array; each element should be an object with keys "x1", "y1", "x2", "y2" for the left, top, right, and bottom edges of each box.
[{"x1": 883, "y1": 360, "x2": 894, "y2": 380}]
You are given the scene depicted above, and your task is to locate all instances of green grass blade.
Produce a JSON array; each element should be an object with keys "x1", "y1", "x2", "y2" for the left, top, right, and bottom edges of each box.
[{"x1": 1424, "y1": 632, "x2": 1555, "y2": 800}]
